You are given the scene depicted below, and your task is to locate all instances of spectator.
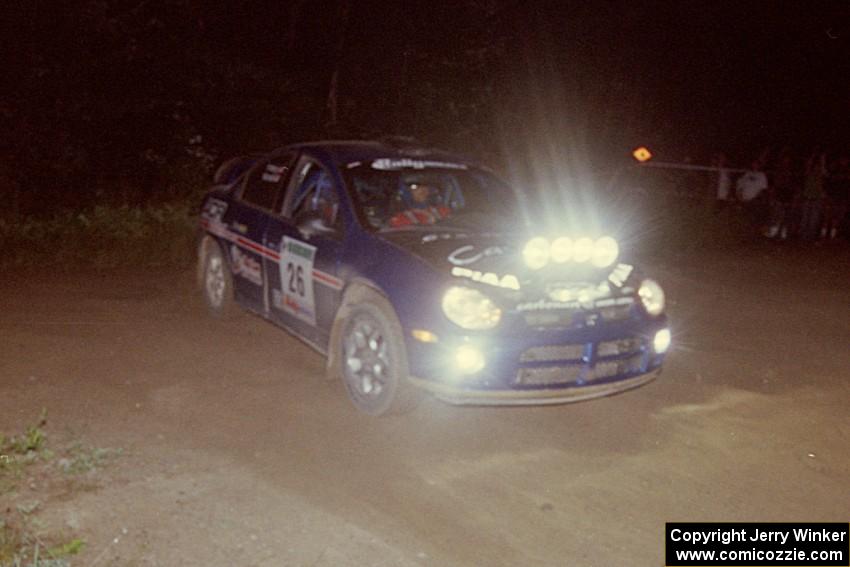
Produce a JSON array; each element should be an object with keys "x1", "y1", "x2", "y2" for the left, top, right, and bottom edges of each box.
[
  {"x1": 711, "y1": 153, "x2": 732, "y2": 212},
  {"x1": 736, "y1": 160, "x2": 769, "y2": 202},
  {"x1": 735, "y1": 159, "x2": 769, "y2": 230},
  {"x1": 800, "y1": 150, "x2": 827, "y2": 240},
  {"x1": 823, "y1": 155, "x2": 849, "y2": 239},
  {"x1": 767, "y1": 148, "x2": 797, "y2": 239}
]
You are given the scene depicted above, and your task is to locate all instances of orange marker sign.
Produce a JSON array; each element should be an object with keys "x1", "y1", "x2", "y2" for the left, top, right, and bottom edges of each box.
[{"x1": 632, "y1": 146, "x2": 652, "y2": 162}]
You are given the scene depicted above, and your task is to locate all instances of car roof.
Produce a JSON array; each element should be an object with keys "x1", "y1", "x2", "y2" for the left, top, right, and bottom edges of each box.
[{"x1": 285, "y1": 140, "x2": 479, "y2": 168}]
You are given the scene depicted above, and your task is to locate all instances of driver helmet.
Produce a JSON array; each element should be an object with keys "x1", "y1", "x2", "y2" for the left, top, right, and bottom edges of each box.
[{"x1": 400, "y1": 176, "x2": 441, "y2": 209}]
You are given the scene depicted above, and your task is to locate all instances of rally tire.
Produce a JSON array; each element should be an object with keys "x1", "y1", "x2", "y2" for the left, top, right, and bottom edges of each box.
[
  {"x1": 330, "y1": 286, "x2": 422, "y2": 416},
  {"x1": 201, "y1": 239, "x2": 237, "y2": 319}
]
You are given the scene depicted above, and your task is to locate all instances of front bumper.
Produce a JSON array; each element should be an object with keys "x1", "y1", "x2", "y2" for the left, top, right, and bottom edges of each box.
[
  {"x1": 410, "y1": 367, "x2": 661, "y2": 405},
  {"x1": 405, "y1": 316, "x2": 668, "y2": 406}
]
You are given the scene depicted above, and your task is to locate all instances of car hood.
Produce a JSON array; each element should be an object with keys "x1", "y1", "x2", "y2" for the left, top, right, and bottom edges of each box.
[{"x1": 378, "y1": 229, "x2": 638, "y2": 306}]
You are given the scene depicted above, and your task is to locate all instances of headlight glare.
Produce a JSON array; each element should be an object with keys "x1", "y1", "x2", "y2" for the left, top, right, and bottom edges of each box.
[
  {"x1": 442, "y1": 286, "x2": 502, "y2": 330},
  {"x1": 638, "y1": 279, "x2": 666, "y2": 316},
  {"x1": 573, "y1": 237, "x2": 594, "y2": 263},
  {"x1": 455, "y1": 345, "x2": 486, "y2": 374},
  {"x1": 522, "y1": 237, "x2": 550, "y2": 270},
  {"x1": 592, "y1": 236, "x2": 619, "y2": 268},
  {"x1": 653, "y1": 328, "x2": 671, "y2": 353},
  {"x1": 524, "y1": 235, "x2": 619, "y2": 267},
  {"x1": 550, "y1": 237, "x2": 573, "y2": 263}
]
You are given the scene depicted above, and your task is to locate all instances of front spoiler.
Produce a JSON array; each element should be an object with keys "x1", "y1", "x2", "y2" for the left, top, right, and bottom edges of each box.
[{"x1": 409, "y1": 368, "x2": 661, "y2": 406}]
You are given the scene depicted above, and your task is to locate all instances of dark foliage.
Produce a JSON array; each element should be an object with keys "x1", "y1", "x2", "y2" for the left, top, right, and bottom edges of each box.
[{"x1": 3, "y1": 1, "x2": 847, "y2": 217}]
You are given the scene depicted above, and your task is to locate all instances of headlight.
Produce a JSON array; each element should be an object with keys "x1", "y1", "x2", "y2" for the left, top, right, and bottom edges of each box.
[
  {"x1": 592, "y1": 236, "x2": 619, "y2": 268},
  {"x1": 638, "y1": 279, "x2": 666, "y2": 316},
  {"x1": 522, "y1": 237, "x2": 550, "y2": 270},
  {"x1": 442, "y1": 286, "x2": 502, "y2": 330}
]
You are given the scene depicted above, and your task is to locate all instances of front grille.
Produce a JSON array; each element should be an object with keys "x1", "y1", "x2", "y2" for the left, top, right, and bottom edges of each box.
[
  {"x1": 515, "y1": 353, "x2": 646, "y2": 386},
  {"x1": 597, "y1": 337, "x2": 642, "y2": 357},
  {"x1": 520, "y1": 343, "x2": 585, "y2": 363},
  {"x1": 516, "y1": 365, "x2": 584, "y2": 386},
  {"x1": 587, "y1": 353, "x2": 644, "y2": 380}
]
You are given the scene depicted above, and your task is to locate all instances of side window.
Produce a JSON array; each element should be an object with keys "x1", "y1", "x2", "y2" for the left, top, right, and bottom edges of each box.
[
  {"x1": 239, "y1": 153, "x2": 294, "y2": 210},
  {"x1": 286, "y1": 160, "x2": 340, "y2": 227}
]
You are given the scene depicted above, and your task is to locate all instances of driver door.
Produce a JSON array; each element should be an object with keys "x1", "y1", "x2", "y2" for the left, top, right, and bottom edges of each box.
[{"x1": 264, "y1": 156, "x2": 345, "y2": 348}]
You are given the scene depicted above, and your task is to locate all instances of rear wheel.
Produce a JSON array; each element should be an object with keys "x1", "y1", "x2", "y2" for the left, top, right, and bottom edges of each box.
[
  {"x1": 201, "y1": 240, "x2": 236, "y2": 318},
  {"x1": 330, "y1": 286, "x2": 421, "y2": 416}
]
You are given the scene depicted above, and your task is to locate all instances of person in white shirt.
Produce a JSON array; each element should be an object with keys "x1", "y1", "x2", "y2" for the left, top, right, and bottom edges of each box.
[
  {"x1": 736, "y1": 161, "x2": 769, "y2": 202},
  {"x1": 736, "y1": 160, "x2": 770, "y2": 233}
]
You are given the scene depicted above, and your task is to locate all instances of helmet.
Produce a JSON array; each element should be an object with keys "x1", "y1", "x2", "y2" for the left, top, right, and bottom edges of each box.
[{"x1": 400, "y1": 176, "x2": 441, "y2": 209}]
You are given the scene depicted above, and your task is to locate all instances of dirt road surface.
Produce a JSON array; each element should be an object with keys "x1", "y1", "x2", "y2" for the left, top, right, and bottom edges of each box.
[{"x1": 2, "y1": 243, "x2": 849, "y2": 566}]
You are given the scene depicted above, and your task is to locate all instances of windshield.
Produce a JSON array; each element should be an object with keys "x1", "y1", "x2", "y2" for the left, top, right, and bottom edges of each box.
[{"x1": 343, "y1": 162, "x2": 517, "y2": 232}]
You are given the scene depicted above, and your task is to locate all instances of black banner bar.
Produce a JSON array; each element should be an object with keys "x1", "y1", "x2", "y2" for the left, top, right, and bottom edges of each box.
[{"x1": 666, "y1": 523, "x2": 849, "y2": 566}]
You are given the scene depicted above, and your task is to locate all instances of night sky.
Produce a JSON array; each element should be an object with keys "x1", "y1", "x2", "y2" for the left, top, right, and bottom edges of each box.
[
  {"x1": 3, "y1": 1, "x2": 849, "y2": 207},
  {"x1": 202, "y1": 1, "x2": 850, "y2": 158}
]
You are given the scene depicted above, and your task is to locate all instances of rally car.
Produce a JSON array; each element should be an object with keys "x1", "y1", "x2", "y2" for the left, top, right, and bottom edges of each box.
[{"x1": 197, "y1": 140, "x2": 671, "y2": 415}]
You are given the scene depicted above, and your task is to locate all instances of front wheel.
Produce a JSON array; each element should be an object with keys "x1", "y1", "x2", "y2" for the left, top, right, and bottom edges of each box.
[
  {"x1": 200, "y1": 239, "x2": 236, "y2": 318},
  {"x1": 330, "y1": 287, "x2": 422, "y2": 416}
]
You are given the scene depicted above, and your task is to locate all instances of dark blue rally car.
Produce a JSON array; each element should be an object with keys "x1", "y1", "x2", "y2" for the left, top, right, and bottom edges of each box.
[{"x1": 197, "y1": 140, "x2": 670, "y2": 415}]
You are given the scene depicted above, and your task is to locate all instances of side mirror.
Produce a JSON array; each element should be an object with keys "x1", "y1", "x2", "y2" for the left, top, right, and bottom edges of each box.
[{"x1": 295, "y1": 209, "x2": 337, "y2": 238}]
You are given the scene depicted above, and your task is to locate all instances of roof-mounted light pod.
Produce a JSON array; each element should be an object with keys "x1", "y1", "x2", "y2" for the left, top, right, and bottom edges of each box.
[{"x1": 521, "y1": 236, "x2": 619, "y2": 269}]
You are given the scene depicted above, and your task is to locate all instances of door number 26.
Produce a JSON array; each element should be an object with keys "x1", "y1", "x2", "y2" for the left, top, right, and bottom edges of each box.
[{"x1": 286, "y1": 262, "x2": 305, "y2": 297}]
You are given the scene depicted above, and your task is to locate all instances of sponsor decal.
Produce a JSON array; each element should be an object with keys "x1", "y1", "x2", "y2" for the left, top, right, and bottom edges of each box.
[
  {"x1": 371, "y1": 158, "x2": 468, "y2": 171},
  {"x1": 593, "y1": 296, "x2": 634, "y2": 308},
  {"x1": 422, "y1": 232, "x2": 470, "y2": 242},
  {"x1": 201, "y1": 219, "x2": 344, "y2": 297},
  {"x1": 451, "y1": 266, "x2": 520, "y2": 290},
  {"x1": 283, "y1": 294, "x2": 313, "y2": 321},
  {"x1": 447, "y1": 244, "x2": 505, "y2": 266},
  {"x1": 517, "y1": 299, "x2": 584, "y2": 312},
  {"x1": 230, "y1": 244, "x2": 262, "y2": 286},
  {"x1": 608, "y1": 263, "x2": 633, "y2": 288},
  {"x1": 517, "y1": 293, "x2": 633, "y2": 313}
]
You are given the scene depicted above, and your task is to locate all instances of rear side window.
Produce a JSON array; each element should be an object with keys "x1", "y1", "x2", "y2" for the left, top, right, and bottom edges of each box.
[{"x1": 240, "y1": 153, "x2": 294, "y2": 210}]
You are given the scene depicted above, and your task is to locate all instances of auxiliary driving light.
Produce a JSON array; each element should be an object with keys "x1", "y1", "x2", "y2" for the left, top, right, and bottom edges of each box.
[
  {"x1": 573, "y1": 237, "x2": 594, "y2": 263},
  {"x1": 455, "y1": 345, "x2": 486, "y2": 375},
  {"x1": 550, "y1": 237, "x2": 574, "y2": 263},
  {"x1": 591, "y1": 236, "x2": 619, "y2": 268},
  {"x1": 653, "y1": 328, "x2": 671, "y2": 354},
  {"x1": 522, "y1": 237, "x2": 550, "y2": 270},
  {"x1": 522, "y1": 236, "x2": 620, "y2": 269}
]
